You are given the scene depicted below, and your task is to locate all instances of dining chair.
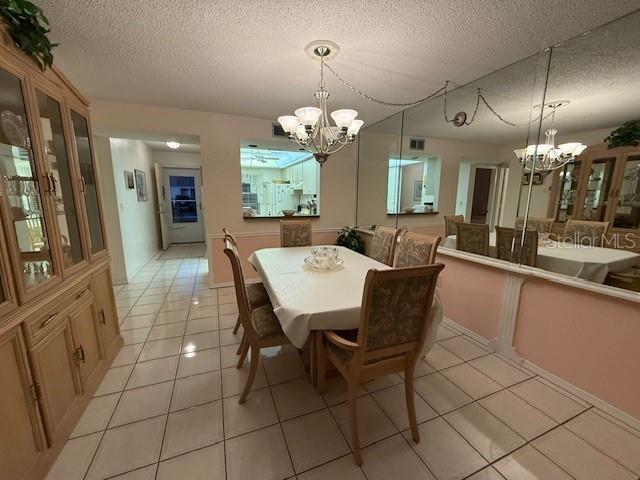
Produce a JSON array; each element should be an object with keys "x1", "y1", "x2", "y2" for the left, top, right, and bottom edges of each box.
[
  {"x1": 369, "y1": 226, "x2": 402, "y2": 265},
  {"x1": 223, "y1": 237, "x2": 290, "y2": 403},
  {"x1": 221, "y1": 228, "x2": 270, "y2": 335},
  {"x1": 456, "y1": 223, "x2": 490, "y2": 256},
  {"x1": 564, "y1": 219, "x2": 609, "y2": 246},
  {"x1": 316, "y1": 264, "x2": 445, "y2": 466},
  {"x1": 495, "y1": 226, "x2": 538, "y2": 266},
  {"x1": 515, "y1": 216, "x2": 555, "y2": 234},
  {"x1": 393, "y1": 231, "x2": 442, "y2": 267},
  {"x1": 605, "y1": 267, "x2": 640, "y2": 292},
  {"x1": 444, "y1": 215, "x2": 464, "y2": 237},
  {"x1": 280, "y1": 219, "x2": 312, "y2": 247}
]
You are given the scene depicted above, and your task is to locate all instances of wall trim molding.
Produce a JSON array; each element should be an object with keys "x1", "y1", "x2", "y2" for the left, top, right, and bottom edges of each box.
[{"x1": 207, "y1": 227, "x2": 341, "y2": 240}]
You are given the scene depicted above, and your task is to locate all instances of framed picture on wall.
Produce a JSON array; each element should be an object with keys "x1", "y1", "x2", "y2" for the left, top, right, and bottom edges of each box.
[
  {"x1": 135, "y1": 169, "x2": 148, "y2": 201},
  {"x1": 124, "y1": 170, "x2": 135, "y2": 189},
  {"x1": 522, "y1": 172, "x2": 544, "y2": 185},
  {"x1": 413, "y1": 180, "x2": 423, "y2": 201}
]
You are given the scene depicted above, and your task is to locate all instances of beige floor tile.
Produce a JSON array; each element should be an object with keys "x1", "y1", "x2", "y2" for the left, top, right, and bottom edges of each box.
[
  {"x1": 363, "y1": 373, "x2": 403, "y2": 393},
  {"x1": 362, "y1": 433, "x2": 436, "y2": 480},
  {"x1": 272, "y1": 378, "x2": 326, "y2": 420},
  {"x1": 120, "y1": 313, "x2": 157, "y2": 331},
  {"x1": 111, "y1": 344, "x2": 143, "y2": 367},
  {"x1": 189, "y1": 305, "x2": 218, "y2": 320},
  {"x1": 479, "y1": 390, "x2": 557, "y2": 441},
  {"x1": 128, "y1": 303, "x2": 162, "y2": 317},
  {"x1": 171, "y1": 370, "x2": 222, "y2": 411},
  {"x1": 494, "y1": 444, "x2": 572, "y2": 480},
  {"x1": 441, "y1": 363, "x2": 503, "y2": 400},
  {"x1": 177, "y1": 348, "x2": 220, "y2": 378},
  {"x1": 219, "y1": 313, "x2": 238, "y2": 329},
  {"x1": 161, "y1": 401, "x2": 224, "y2": 460},
  {"x1": 219, "y1": 302, "x2": 239, "y2": 315},
  {"x1": 283, "y1": 409, "x2": 350, "y2": 473},
  {"x1": 221, "y1": 364, "x2": 268, "y2": 397},
  {"x1": 185, "y1": 317, "x2": 219, "y2": 335},
  {"x1": 191, "y1": 296, "x2": 217, "y2": 307},
  {"x1": 109, "y1": 464, "x2": 157, "y2": 479},
  {"x1": 331, "y1": 395, "x2": 397, "y2": 448},
  {"x1": 468, "y1": 354, "x2": 533, "y2": 387},
  {"x1": 138, "y1": 337, "x2": 182, "y2": 362},
  {"x1": 444, "y1": 403, "x2": 525, "y2": 462},
  {"x1": 371, "y1": 383, "x2": 437, "y2": 430},
  {"x1": 221, "y1": 343, "x2": 244, "y2": 368},
  {"x1": 219, "y1": 327, "x2": 243, "y2": 346},
  {"x1": 146, "y1": 322, "x2": 186, "y2": 341},
  {"x1": 436, "y1": 325, "x2": 460, "y2": 341},
  {"x1": 225, "y1": 425, "x2": 293, "y2": 480},
  {"x1": 413, "y1": 373, "x2": 473, "y2": 414},
  {"x1": 424, "y1": 343, "x2": 465, "y2": 370},
  {"x1": 94, "y1": 365, "x2": 134, "y2": 396},
  {"x1": 71, "y1": 393, "x2": 120, "y2": 438},
  {"x1": 298, "y1": 455, "x2": 366, "y2": 480},
  {"x1": 223, "y1": 387, "x2": 279, "y2": 438},
  {"x1": 466, "y1": 467, "x2": 505, "y2": 480},
  {"x1": 321, "y1": 376, "x2": 367, "y2": 406},
  {"x1": 405, "y1": 417, "x2": 488, "y2": 480},
  {"x1": 157, "y1": 443, "x2": 225, "y2": 480},
  {"x1": 165, "y1": 292, "x2": 192, "y2": 303},
  {"x1": 182, "y1": 331, "x2": 219, "y2": 353},
  {"x1": 533, "y1": 427, "x2": 636, "y2": 480},
  {"x1": 439, "y1": 336, "x2": 491, "y2": 361},
  {"x1": 510, "y1": 378, "x2": 587, "y2": 422},
  {"x1": 86, "y1": 416, "x2": 166, "y2": 480},
  {"x1": 121, "y1": 327, "x2": 151, "y2": 345},
  {"x1": 160, "y1": 299, "x2": 190, "y2": 313},
  {"x1": 565, "y1": 410, "x2": 640, "y2": 474},
  {"x1": 110, "y1": 381, "x2": 173, "y2": 427},
  {"x1": 46, "y1": 432, "x2": 102, "y2": 480},
  {"x1": 135, "y1": 294, "x2": 166, "y2": 306},
  {"x1": 262, "y1": 352, "x2": 305, "y2": 385},
  {"x1": 126, "y1": 356, "x2": 179, "y2": 390},
  {"x1": 405, "y1": 358, "x2": 436, "y2": 378},
  {"x1": 155, "y1": 309, "x2": 188, "y2": 325}
]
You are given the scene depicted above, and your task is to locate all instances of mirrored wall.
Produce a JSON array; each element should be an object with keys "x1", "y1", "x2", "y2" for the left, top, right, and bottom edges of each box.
[{"x1": 356, "y1": 10, "x2": 640, "y2": 293}]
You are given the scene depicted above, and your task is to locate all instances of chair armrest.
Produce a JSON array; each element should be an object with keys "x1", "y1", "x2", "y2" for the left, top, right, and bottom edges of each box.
[{"x1": 324, "y1": 331, "x2": 360, "y2": 351}]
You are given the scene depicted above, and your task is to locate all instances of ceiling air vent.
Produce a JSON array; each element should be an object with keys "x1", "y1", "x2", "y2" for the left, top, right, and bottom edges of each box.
[
  {"x1": 272, "y1": 123, "x2": 287, "y2": 137},
  {"x1": 409, "y1": 138, "x2": 425, "y2": 151}
]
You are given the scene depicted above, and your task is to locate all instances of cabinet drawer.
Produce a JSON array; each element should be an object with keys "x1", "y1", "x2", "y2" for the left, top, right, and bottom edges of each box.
[{"x1": 24, "y1": 281, "x2": 93, "y2": 346}]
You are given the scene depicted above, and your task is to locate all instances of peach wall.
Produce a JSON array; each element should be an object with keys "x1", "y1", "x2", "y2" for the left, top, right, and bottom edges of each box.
[
  {"x1": 515, "y1": 279, "x2": 640, "y2": 419},
  {"x1": 435, "y1": 253, "x2": 504, "y2": 340}
]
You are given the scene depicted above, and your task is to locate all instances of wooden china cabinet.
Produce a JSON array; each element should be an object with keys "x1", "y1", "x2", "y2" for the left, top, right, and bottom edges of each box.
[
  {"x1": 548, "y1": 143, "x2": 640, "y2": 251},
  {"x1": 0, "y1": 29, "x2": 121, "y2": 480}
]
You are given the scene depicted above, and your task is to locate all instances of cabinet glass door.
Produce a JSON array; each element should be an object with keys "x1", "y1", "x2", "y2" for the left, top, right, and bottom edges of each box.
[
  {"x1": 35, "y1": 91, "x2": 85, "y2": 269},
  {"x1": 581, "y1": 157, "x2": 616, "y2": 222},
  {"x1": 70, "y1": 110, "x2": 104, "y2": 255},
  {"x1": 613, "y1": 155, "x2": 640, "y2": 229},
  {"x1": 0, "y1": 68, "x2": 56, "y2": 290},
  {"x1": 555, "y1": 160, "x2": 583, "y2": 222}
]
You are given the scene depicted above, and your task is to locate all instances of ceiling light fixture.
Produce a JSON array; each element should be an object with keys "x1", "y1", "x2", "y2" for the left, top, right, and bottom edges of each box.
[
  {"x1": 278, "y1": 41, "x2": 363, "y2": 166},
  {"x1": 166, "y1": 141, "x2": 181, "y2": 149}
]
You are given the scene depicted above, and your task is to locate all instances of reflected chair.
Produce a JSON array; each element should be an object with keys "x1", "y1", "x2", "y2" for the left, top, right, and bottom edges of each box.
[
  {"x1": 393, "y1": 231, "x2": 442, "y2": 267},
  {"x1": 316, "y1": 265, "x2": 445, "y2": 465},
  {"x1": 223, "y1": 237, "x2": 290, "y2": 403},
  {"x1": 280, "y1": 219, "x2": 312, "y2": 247},
  {"x1": 222, "y1": 228, "x2": 270, "y2": 336},
  {"x1": 495, "y1": 226, "x2": 538, "y2": 267},
  {"x1": 456, "y1": 223, "x2": 490, "y2": 256},
  {"x1": 605, "y1": 267, "x2": 640, "y2": 292},
  {"x1": 444, "y1": 215, "x2": 464, "y2": 237},
  {"x1": 369, "y1": 226, "x2": 402, "y2": 265},
  {"x1": 564, "y1": 219, "x2": 609, "y2": 246},
  {"x1": 515, "y1": 216, "x2": 554, "y2": 234}
]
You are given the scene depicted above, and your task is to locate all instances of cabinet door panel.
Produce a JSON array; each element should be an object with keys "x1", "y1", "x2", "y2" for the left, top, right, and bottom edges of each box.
[
  {"x1": 71, "y1": 298, "x2": 104, "y2": 388},
  {"x1": 0, "y1": 326, "x2": 46, "y2": 480},
  {"x1": 93, "y1": 268, "x2": 118, "y2": 349},
  {"x1": 613, "y1": 154, "x2": 640, "y2": 230}
]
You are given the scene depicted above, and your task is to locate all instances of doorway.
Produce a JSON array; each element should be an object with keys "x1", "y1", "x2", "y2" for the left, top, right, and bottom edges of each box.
[
  {"x1": 157, "y1": 167, "x2": 204, "y2": 245},
  {"x1": 470, "y1": 168, "x2": 494, "y2": 223}
]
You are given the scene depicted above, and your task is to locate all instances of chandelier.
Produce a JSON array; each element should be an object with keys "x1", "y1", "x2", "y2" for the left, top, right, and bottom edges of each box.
[
  {"x1": 513, "y1": 102, "x2": 587, "y2": 172},
  {"x1": 277, "y1": 41, "x2": 363, "y2": 166}
]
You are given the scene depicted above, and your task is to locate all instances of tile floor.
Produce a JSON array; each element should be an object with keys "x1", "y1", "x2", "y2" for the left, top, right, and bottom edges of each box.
[{"x1": 47, "y1": 247, "x2": 640, "y2": 480}]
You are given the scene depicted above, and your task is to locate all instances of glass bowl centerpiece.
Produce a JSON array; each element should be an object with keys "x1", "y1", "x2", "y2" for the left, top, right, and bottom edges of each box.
[{"x1": 304, "y1": 246, "x2": 343, "y2": 271}]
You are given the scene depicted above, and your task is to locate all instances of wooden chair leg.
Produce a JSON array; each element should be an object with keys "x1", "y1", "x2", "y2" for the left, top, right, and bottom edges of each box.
[
  {"x1": 405, "y1": 363, "x2": 420, "y2": 443},
  {"x1": 347, "y1": 382, "x2": 363, "y2": 466},
  {"x1": 235, "y1": 333, "x2": 245, "y2": 355},
  {"x1": 239, "y1": 347, "x2": 260, "y2": 404},
  {"x1": 236, "y1": 337, "x2": 250, "y2": 369},
  {"x1": 316, "y1": 336, "x2": 326, "y2": 394},
  {"x1": 232, "y1": 314, "x2": 241, "y2": 334}
]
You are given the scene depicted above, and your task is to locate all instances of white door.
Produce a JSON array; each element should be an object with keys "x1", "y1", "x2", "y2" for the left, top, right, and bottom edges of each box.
[
  {"x1": 155, "y1": 163, "x2": 170, "y2": 250},
  {"x1": 164, "y1": 167, "x2": 204, "y2": 244}
]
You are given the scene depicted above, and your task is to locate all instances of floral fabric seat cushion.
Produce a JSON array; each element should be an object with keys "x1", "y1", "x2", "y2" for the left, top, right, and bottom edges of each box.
[
  {"x1": 251, "y1": 304, "x2": 285, "y2": 339},
  {"x1": 247, "y1": 282, "x2": 270, "y2": 308}
]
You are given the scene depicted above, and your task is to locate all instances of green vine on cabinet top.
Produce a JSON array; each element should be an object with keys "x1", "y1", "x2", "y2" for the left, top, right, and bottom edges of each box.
[
  {"x1": 605, "y1": 120, "x2": 640, "y2": 149},
  {"x1": 0, "y1": 0, "x2": 57, "y2": 70}
]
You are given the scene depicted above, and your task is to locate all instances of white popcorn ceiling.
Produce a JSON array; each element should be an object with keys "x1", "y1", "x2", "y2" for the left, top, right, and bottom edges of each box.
[{"x1": 35, "y1": 0, "x2": 640, "y2": 135}]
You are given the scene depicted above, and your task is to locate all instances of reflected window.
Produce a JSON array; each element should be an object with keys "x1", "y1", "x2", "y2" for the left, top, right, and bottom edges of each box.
[
  {"x1": 170, "y1": 176, "x2": 197, "y2": 223},
  {"x1": 387, "y1": 156, "x2": 441, "y2": 214}
]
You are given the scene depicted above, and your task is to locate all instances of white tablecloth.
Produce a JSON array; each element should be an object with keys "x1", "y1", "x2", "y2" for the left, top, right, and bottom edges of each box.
[
  {"x1": 249, "y1": 246, "x2": 442, "y2": 350},
  {"x1": 441, "y1": 235, "x2": 640, "y2": 283}
]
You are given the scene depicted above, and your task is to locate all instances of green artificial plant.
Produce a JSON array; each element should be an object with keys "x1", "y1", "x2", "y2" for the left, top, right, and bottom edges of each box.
[
  {"x1": 0, "y1": 0, "x2": 57, "y2": 70},
  {"x1": 336, "y1": 226, "x2": 365, "y2": 254},
  {"x1": 604, "y1": 120, "x2": 640, "y2": 149}
]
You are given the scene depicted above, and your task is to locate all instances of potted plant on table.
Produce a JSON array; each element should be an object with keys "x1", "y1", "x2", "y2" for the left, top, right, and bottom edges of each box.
[{"x1": 336, "y1": 226, "x2": 365, "y2": 254}]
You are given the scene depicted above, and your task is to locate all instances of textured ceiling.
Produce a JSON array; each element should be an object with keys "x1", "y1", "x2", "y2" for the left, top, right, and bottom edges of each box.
[{"x1": 35, "y1": 0, "x2": 640, "y2": 126}]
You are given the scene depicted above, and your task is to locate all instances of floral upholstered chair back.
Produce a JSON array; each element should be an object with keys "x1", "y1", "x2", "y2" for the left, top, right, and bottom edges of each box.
[
  {"x1": 495, "y1": 226, "x2": 538, "y2": 266},
  {"x1": 515, "y1": 216, "x2": 554, "y2": 234},
  {"x1": 456, "y1": 223, "x2": 490, "y2": 256},
  {"x1": 393, "y1": 232, "x2": 441, "y2": 267},
  {"x1": 564, "y1": 219, "x2": 609, "y2": 247},
  {"x1": 369, "y1": 226, "x2": 401, "y2": 265},
  {"x1": 357, "y1": 265, "x2": 444, "y2": 354},
  {"x1": 280, "y1": 219, "x2": 312, "y2": 247},
  {"x1": 444, "y1": 215, "x2": 465, "y2": 237}
]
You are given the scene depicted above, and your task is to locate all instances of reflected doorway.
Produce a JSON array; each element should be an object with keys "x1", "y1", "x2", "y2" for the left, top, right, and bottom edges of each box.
[{"x1": 470, "y1": 168, "x2": 494, "y2": 223}]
